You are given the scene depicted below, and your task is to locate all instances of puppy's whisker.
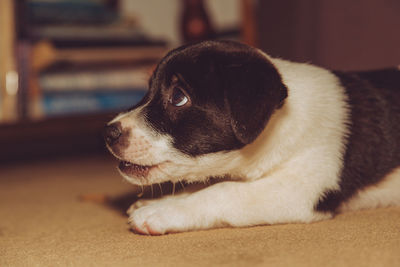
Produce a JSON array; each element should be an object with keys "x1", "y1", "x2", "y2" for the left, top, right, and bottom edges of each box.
[
  {"x1": 137, "y1": 185, "x2": 144, "y2": 198},
  {"x1": 172, "y1": 182, "x2": 176, "y2": 196},
  {"x1": 151, "y1": 184, "x2": 154, "y2": 198},
  {"x1": 179, "y1": 180, "x2": 185, "y2": 192},
  {"x1": 158, "y1": 183, "x2": 163, "y2": 196}
]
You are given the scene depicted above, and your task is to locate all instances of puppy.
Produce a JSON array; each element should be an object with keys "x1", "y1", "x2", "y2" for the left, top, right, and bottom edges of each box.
[{"x1": 104, "y1": 40, "x2": 400, "y2": 235}]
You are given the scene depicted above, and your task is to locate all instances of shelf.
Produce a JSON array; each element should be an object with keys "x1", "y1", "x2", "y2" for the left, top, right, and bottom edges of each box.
[{"x1": 0, "y1": 111, "x2": 117, "y2": 164}]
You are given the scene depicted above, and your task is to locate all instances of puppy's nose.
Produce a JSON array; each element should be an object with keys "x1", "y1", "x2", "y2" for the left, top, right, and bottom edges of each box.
[{"x1": 104, "y1": 123, "x2": 122, "y2": 146}]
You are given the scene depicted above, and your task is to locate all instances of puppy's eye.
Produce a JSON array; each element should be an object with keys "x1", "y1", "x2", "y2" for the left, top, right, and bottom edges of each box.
[{"x1": 170, "y1": 87, "x2": 189, "y2": 107}]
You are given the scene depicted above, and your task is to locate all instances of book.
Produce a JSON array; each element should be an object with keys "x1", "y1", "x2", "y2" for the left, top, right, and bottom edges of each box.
[
  {"x1": 32, "y1": 41, "x2": 167, "y2": 71},
  {"x1": 28, "y1": 0, "x2": 118, "y2": 25},
  {"x1": 31, "y1": 24, "x2": 145, "y2": 41},
  {"x1": 40, "y1": 89, "x2": 147, "y2": 117},
  {"x1": 39, "y1": 67, "x2": 151, "y2": 92},
  {"x1": 30, "y1": 24, "x2": 168, "y2": 49}
]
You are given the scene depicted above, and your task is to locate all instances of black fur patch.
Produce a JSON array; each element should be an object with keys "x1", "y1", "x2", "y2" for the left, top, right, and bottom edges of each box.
[
  {"x1": 316, "y1": 68, "x2": 400, "y2": 212},
  {"x1": 138, "y1": 40, "x2": 287, "y2": 156}
]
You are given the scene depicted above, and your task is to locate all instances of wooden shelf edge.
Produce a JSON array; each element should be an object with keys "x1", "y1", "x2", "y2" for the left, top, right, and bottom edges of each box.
[{"x1": 0, "y1": 112, "x2": 118, "y2": 164}]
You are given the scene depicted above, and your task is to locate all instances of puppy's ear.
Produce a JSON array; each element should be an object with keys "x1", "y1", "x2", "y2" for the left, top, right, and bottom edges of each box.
[{"x1": 223, "y1": 54, "x2": 287, "y2": 145}]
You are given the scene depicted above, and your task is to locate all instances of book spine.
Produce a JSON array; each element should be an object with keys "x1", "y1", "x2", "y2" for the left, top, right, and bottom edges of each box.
[
  {"x1": 39, "y1": 69, "x2": 150, "y2": 91},
  {"x1": 41, "y1": 90, "x2": 146, "y2": 117}
]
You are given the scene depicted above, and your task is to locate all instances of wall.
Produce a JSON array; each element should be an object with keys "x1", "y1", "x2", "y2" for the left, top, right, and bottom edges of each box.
[
  {"x1": 120, "y1": 0, "x2": 240, "y2": 46},
  {"x1": 257, "y1": 0, "x2": 400, "y2": 71}
]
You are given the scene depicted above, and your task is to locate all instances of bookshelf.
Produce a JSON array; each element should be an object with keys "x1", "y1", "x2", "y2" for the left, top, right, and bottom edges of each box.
[
  {"x1": 15, "y1": 0, "x2": 170, "y2": 120},
  {"x1": 0, "y1": 0, "x2": 246, "y2": 163},
  {"x1": 0, "y1": 0, "x2": 168, "y2": 162}
]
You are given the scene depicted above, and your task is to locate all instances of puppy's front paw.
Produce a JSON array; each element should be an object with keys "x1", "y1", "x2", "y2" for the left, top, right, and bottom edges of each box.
[
  {"x1": 126, "y1": 199, "x2": 152, "y2": 214},
  {"x1": 127, "y1": 198, "x2": 193, "y2": 235}
]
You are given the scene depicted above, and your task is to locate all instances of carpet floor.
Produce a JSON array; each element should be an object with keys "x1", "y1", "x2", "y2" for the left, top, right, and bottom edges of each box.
[{"x1": 1, "y1": 155, "x2": 399, "y2": 267}]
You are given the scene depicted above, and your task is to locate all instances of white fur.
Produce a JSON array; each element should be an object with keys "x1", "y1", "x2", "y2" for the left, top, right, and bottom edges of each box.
[
  {"x1": 110, "y1": 55, "x2": 399, "y2": 235},
  {"x1": 109, "y1": 106, "x2": 181, "y2": 185}
]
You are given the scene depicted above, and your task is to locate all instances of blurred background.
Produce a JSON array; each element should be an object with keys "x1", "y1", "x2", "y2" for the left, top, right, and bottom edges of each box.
[{"x1": 0, "y1": 0, "x2": 400, "y2": 164}]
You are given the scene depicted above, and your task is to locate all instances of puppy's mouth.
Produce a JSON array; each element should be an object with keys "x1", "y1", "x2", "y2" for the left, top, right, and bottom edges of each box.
[{"x1": 118, "y1": 161, "x2": 156, "y2": 177}]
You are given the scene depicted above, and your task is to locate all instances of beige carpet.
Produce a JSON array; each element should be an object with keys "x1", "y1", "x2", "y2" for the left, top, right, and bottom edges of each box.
[{"x1": 1, "y1": 155, "x2": 399, "y2": 267}]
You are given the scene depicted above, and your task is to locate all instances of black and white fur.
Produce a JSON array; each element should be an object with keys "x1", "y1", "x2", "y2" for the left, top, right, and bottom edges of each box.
[{"x1": 104, "y1": 40, "x2": 400, "y2": 235}]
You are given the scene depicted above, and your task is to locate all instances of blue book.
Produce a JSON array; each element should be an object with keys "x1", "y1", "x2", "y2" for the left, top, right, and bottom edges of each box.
[
  {"x1": 42, "y1": 90, "x2": 147, "y2": 117},
  {"x1": 28, "y1": 0, "x2": 118, "y2": 25}
]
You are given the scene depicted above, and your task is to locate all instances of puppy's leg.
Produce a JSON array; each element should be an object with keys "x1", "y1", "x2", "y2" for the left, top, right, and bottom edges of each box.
[{"x1": 128, "y1": 165, "x2": 334, "y2": 235}]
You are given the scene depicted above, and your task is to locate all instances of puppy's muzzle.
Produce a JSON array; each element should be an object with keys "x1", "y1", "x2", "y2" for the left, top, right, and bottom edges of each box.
[{"x1": 104, "y1": 122, "x2": 122, "y2": 146}]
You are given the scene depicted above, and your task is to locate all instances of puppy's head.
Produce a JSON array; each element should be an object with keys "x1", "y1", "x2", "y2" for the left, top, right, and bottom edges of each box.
[{"x1": 104, "y1": 40, "x2": 287, "y2": 185}]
